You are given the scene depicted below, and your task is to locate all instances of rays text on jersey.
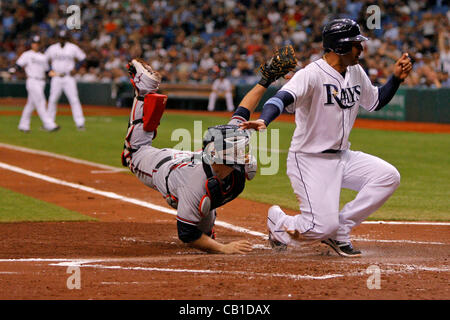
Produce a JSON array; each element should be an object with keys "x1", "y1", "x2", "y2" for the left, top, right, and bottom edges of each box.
[{"x1": 323, "y1": 84, "x2": 361, "y2": 109}]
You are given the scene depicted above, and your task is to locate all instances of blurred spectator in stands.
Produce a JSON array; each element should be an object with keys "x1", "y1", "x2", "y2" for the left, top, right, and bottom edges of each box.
[
  {"x1": 99, "y1": 70, "x2": 113, "y2": 83},
  {"x1": 0, "y1": 0, "x2": 448, "y2": 88},
  {"x1": 438, "y1": 28, "x2": 450, "y2": 74},
  {"x1": 369, "y1": 68, "x2": 383, "y2": 86},
  {"x1": 81, "y1": 66, "x2": 99, "y2": 83}
]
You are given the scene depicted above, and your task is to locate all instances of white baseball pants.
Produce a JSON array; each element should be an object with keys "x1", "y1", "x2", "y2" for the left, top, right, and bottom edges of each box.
[
  {"x1": 282, "y1": 150, "x2": 400, "y2": 243},
  {"x1": 207, "y1": 91, "x2": 234, "y2": 112},
  {"x1": 18, "y1": 78, "x2": 58, "y2": 131},
  {"x1": 47, "y1": 76, "x2": 85, "y2": 127}
]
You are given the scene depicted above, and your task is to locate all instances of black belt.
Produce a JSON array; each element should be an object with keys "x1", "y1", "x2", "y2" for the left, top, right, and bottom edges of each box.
[
  {"x1": 322, "y1": 149, "x2": 341, "y2": 154},
  {"x1": 155, "y1": 156, "x2": 172, "y2": 170},
  {"x1": 29, "y1": 77, "x2": 44, "y2": 80}
]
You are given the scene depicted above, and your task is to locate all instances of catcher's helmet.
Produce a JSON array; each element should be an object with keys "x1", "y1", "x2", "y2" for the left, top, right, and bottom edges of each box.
[
  {"x1": 322, "y1": 19, "x2": 368, "y2": 55},
  {"x1": 202, "y1": 124, "x2": 252, "y2": 172}
]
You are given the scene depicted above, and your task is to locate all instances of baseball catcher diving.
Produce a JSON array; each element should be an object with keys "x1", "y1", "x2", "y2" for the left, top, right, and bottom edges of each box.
[{"x1": 121, "y1": 48, "x2": 297, "y2": 254}]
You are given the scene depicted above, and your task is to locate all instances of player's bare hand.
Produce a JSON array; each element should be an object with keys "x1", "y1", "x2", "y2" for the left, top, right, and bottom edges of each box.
[
  {"x1": 239, "y1": 120, "x2": 267, "y2": 131},
  {"x1": 394, "y1": 53, "x2": 413, "y2": 81},
  {"x1": 48, "y1": 70, "x2": 56, "y2": 77},
  {"x1": 221, "y1": 240, "x2": 253, "y2": 254}
]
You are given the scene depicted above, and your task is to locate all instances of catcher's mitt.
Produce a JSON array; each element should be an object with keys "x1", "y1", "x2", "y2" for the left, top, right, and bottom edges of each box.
[
  {"x1": 258, "y1": 45, "x2": 298, "y2": 88},
  {"x1": 127, "y1": 58, "x2": 162, "y2": 96}
]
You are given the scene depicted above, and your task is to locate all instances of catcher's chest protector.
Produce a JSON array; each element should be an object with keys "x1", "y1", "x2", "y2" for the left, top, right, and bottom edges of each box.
[
  {"x1": 165, "y1": 160, "x2": 246, "y2": 217},
  {"x1": 202, "y1": 161, "x2": 246, "y2": 212}
]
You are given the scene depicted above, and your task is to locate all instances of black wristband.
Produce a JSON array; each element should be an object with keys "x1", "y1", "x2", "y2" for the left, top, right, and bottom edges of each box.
[{"x1": 258, "y1": 77, "x2": 272, "y2": 88}]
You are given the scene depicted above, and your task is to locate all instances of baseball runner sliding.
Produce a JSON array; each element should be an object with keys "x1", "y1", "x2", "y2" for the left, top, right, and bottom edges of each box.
[{"x1": 241, "y1": 19, "x2": 413, "y2": 257}]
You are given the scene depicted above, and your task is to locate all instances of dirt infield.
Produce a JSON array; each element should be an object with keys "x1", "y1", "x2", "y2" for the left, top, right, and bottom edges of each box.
[{"x1": 0, "y1": 144, "x2": 449, "y2": 300}]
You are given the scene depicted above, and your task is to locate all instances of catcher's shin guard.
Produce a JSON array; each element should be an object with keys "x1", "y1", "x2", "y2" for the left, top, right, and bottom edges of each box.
[{"x1": 142, "y1": 93, "x2": 167, "y2": 132}]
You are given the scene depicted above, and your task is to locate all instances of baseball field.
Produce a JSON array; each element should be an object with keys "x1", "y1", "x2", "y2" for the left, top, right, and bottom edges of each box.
[{"x1": 0, "y1": 99, "x2": 449, "y2": 300}]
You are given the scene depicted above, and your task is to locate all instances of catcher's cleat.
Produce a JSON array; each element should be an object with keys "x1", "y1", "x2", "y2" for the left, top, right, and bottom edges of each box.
[
  {"x1": 127, "y1": 58, "x2": 162, "y2": 96},
  {"x1": 321, "y1": 238, "x2": 362, "y2": 257},
  {"x1": 267, "y1": 205, "x2": 291, "y2": 250}
]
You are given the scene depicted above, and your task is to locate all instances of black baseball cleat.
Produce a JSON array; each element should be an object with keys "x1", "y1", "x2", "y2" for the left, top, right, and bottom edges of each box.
[
  {"x1": 19, "y1": 128, "x2": 31, "y2": 133},
  {"x1": 77, "y1": 125, "x2": 85, "y2": 131},
  {"x1": 321, "y1": 238, "x2": 362, "y2": 257},
  {"x1": 268, "y1": 231, "x2": 287, "y2": 251}
]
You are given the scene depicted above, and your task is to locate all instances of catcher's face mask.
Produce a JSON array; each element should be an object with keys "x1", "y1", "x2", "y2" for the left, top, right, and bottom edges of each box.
[{"x1": 202, "y1": 125, "x2": 253, "y2": 172}]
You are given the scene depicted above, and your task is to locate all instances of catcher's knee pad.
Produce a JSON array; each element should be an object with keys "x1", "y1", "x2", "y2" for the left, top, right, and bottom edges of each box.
[{"x1": 142, "y1": 93, "x2": 167, "y2": 132}]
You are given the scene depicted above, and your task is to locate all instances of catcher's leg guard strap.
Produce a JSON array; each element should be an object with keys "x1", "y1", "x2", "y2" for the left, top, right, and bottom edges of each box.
[{"x1": 142, "y1": 93, "x2": 167, "y2": 132}]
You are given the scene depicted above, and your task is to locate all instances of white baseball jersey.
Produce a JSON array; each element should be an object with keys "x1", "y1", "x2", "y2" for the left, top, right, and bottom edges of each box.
[
  {"x1": 281, "y1": 58, "x2": 379, "y2": 153},
  {"x1": 208, "y1": 78, "x2": 234, "y2": 112},
  {"x1": 45, "y1": 42, "x2": 86, "y2": 74},
  {"x1": 16, "y1": 50, "x2": 49, "y2": 79},
  {"x1": 45, "y1": 42, "x2": 86, "y2": 127},
  {"x1": 212, "y1": 78, "x2": 232, "y2": 93},
  {"x1": 267, "y1": 58, "x2": 400, "y2": 245},
  {"x1": 16, "y1": 50, "x2": 58, "y2": 131}
]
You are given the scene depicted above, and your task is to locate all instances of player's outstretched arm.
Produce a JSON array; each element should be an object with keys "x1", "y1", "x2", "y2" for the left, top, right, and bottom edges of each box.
[
  {"x1": 188, "y1": 233, "x2": 253, "y2": 254},
  {"x1": 237, "y1": 84, "x2": 268, "y2": 112}
]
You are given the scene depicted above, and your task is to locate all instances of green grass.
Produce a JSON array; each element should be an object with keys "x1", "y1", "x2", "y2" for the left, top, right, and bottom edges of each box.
[
  {"x1": 0, "y1": 187, "x2": 95, "y2": 222},
  {"x1": 0, "y1": 107, "x2": 449, "y2": 221}
]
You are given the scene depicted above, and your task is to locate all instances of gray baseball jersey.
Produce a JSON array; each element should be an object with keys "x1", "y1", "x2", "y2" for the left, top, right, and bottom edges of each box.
[{"x1": 125, "y1": 98, "x2": 221, "y2": 235}]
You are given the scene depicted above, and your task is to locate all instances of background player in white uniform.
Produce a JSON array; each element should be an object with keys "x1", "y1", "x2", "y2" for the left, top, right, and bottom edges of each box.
[
  {"x1": 207, "y1": 71, "x2": 235, "y2": 112},
  {"x1": 122, "y1": 49, "x2": 295, "y2": 254},
  {"x1": 45, "y1": 31, "x2": 86, "y2": 130},
  {"x1": 14, "y1": 36, "x2": 59, "y2": 133},
  {"x1": 241, "y1": 19, "x2": 413, "y2": 257}
]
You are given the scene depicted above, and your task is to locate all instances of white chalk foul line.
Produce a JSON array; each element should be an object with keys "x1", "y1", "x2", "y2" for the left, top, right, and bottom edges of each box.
[
  {"x1": 1, "y1": 258, "x2": 448, "y2": 283},
  {"x1": 0, "y1": 161, "x2": 266, "y2": 238},
  {"x1": 49, "y1": 261, "x2": 343, "y2": 281},
  {"x1": 352, "y1": 238, "x2": 448, "y2": 245},
  {"x1": 0, "y1": 258, "x2": 343, "y2": 280},
  {"x1": 0, "y1": 143, "x2": 127, "y2": 173}
]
